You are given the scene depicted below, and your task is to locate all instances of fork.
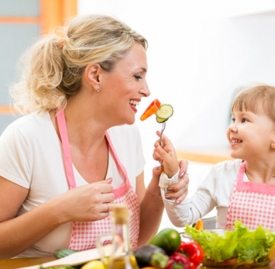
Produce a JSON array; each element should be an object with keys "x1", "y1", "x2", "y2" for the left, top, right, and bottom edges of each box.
[{"x1": 159, "y1": 121, "x2": 166, "y2": 147}]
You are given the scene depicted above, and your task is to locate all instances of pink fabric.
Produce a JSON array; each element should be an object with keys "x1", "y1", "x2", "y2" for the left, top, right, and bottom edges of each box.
[
  {"x1": 225, "y1": 161, "x2": 275, "y2": 231},
  {"x1": 56, "y1": 109, "x2": 140, "y2": 251}
]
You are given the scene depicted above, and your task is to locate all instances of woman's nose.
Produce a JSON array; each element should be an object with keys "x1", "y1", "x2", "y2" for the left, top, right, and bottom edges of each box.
[{"x1": 140, "y1": 81, "x2": 150, "y2": 97}]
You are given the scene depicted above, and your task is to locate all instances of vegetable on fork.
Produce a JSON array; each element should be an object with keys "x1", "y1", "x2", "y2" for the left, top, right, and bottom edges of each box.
[
  {"x1": 140, "y1": 99, "x2": 161, "y2": 121},
  {"x1": 140, "y1": 99, "x2": 173, "y2": 123},
  {"x1": 140, "y1": 99, "x2": 174, "y2": 147}
]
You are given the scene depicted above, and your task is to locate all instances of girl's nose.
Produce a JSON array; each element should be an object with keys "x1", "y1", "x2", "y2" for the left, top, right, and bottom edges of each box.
[{"x1": 228, "y1": 122, "x2": 237, "y2": 132}]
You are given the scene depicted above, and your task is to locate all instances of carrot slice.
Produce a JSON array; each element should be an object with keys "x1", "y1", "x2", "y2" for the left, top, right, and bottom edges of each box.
[
  {"x1": 195, "y1": 219, "x2": 204, "y2": 230},
  {"x1": 140, "y1": 99, "x2": 161, "y2": 121}
]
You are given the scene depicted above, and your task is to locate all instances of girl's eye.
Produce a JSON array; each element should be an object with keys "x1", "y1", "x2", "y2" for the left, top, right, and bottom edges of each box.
[
  {"x1": 231, "y1": 117, "x2": 235, "y2": 123},
  {"x1": 134, "y1": 74, "x2": 142, "y2": 80},
  {"x1": 242, "y1": 118, "x2": 249, "y2": 123}
]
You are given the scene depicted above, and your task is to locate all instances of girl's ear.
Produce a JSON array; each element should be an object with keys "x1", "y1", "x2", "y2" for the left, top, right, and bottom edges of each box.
[{"x1": 85, "y1": 63, "x2": 101, "y2": 88}]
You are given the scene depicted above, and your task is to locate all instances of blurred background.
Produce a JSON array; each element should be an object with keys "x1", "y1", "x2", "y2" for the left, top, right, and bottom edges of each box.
[{"x1": 1, "y1": 0, "x2": 275, "y2": 230}]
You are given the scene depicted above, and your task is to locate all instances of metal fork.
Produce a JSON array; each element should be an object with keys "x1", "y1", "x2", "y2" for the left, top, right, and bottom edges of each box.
[{"x1": 159, "y1": 121, "x2": 166, "y2": 147}]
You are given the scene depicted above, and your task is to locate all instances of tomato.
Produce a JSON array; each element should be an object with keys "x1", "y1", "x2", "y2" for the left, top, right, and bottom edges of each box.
[{"x1": 177, "y1": 241, "x2": 204, "y2": 266}]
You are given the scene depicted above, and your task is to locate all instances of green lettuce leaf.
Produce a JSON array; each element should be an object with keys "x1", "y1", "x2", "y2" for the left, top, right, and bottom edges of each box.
[{"x1": 185, "y1": 221, "x2": 275, "y2": 263}]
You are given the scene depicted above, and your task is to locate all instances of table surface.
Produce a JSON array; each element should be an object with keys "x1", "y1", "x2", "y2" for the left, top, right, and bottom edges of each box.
[
  {"x1": 0, "y1": 256, "x2": 55, "y2": 269},
  {"x1": 0, "y1": 257, "x2": 271, "y2": 269}
]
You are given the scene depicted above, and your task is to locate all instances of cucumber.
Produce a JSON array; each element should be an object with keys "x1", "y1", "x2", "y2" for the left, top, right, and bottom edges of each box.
[
  {"x1": 53, "y1": 248, "x2": 78, "y2": 259},
  {"x1": 148, "y1": 228, "x2": 181, "y2": 255},
  {"x1": 156, "y1": 116, "x2": 167, "y2": 123},
  {"x1": 156, "y1": 104, "x2": 173, "y2": 122}
]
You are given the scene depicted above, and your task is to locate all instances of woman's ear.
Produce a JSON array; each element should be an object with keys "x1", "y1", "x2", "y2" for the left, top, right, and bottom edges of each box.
[{"x1": 85, "y1": 63, "x2": 101, "y2": 88}]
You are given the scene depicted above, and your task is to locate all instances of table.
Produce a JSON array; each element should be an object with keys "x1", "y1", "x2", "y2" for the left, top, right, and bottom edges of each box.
[
  {"x1": 0, "y1": 256, "x2": 55, "y2": 269},
  {"x1": 0, "y1": 257, "x2": 271, "y2": 269}
]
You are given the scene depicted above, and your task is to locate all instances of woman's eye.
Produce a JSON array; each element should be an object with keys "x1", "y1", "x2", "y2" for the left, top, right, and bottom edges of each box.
[{"x1": 134, "y1": 74, "x2": 142, "y2": 80}]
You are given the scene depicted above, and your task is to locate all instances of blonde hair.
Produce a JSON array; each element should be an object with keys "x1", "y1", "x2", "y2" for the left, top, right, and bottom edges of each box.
[
  {"x1": 10, "y1": 14, "x2": 148, "y2": 114},
  {"x1": 232, "y1": 85, "x2": 275, "y2": 122}
]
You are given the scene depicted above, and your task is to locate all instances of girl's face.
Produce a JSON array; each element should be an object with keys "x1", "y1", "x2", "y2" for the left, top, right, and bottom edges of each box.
[
  {"x1": 99, "y1": 43, "x2": 150, "y2": 126},
  {"x1": 227, "y1": 106, "x2": 275, "y2": 160}
]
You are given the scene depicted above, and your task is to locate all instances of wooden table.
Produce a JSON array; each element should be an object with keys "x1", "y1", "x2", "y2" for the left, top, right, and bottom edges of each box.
[
  {"x1": 0, "y1": 256, "x2": 55, "y2": 269},
  {"x1": 0, "y1": 257, "x2": 271, "y2": 269}
]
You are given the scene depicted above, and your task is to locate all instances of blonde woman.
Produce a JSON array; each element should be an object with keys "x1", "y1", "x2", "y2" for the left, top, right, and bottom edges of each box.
[{"x1": 0, "y1": 14, "x2": 188, "y2": 258}]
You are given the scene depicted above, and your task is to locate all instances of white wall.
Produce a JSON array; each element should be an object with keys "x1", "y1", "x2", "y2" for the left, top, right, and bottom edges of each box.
[{"x1": 78, "y1": 0, "x2": 275, "y2": 229}]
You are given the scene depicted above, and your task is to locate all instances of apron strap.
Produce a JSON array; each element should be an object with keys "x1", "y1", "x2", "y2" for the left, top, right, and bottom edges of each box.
[{"x1": 56, "y1": 109, "x2": 76, "y2": 189}]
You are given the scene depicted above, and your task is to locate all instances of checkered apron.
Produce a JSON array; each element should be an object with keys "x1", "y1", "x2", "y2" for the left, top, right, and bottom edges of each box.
[
  {"x1": 225, "y1": 161, "x2": 275, "y2": 230},
  {"x1": 56, "y1": 110, "x2": 140, "y2": 251}
]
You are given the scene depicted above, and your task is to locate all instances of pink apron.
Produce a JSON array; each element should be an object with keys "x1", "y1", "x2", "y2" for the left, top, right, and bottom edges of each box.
[
  {"x1": 56, "y1": 109, "x2": 140, "y2": 251},
  {"x1": 225, "y1": 161, "x2": 275, "y2": 230}
]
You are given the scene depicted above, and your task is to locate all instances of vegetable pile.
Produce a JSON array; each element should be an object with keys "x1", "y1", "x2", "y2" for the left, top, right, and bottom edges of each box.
[
  {"x1": 48, "y1": 228, "x2": 204, "y2": 269},
  {"x1": 185, "y1": 220, "x2": 275, "y2": 267},
  {"x1": 134, "y1": 227, "x2": 204, "y2": 269}
]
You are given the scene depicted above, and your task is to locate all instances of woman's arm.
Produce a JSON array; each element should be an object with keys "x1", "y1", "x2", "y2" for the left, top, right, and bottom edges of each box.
[
  {"x1": 136, "y1": 169, "x2": 164, "y2": 247},
  {"x1": 0, "y1": 176, "x2": 63, "y2": 258},
  {"x1": 0, "y1": 176, "x2": 114, "y2": 258}
]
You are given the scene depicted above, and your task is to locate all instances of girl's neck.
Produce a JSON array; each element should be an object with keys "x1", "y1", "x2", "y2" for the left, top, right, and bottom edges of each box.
[{"x1": 245, "y1": 161, "x2": 275, "y2": 185}]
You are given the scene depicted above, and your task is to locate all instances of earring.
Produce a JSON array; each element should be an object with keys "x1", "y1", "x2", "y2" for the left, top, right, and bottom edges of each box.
[{"x1": 95, "y1": 87, "x2": 100, "y2": 92}]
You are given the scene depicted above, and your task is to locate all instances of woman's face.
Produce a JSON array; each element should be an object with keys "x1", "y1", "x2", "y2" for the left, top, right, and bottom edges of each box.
[{"x1": 99, "y1": 43, "x2": 150, "y2": 126}]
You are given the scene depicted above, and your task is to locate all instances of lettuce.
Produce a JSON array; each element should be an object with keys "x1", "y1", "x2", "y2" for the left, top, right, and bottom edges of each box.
[{"x1": 185, "y1": 221, "x2": 275, "y2": 263}]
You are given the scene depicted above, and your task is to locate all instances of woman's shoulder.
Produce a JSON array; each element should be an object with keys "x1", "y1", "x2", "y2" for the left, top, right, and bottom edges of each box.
[{"x1": 1, "y1": 112, "x2": 51, "y2": 138}]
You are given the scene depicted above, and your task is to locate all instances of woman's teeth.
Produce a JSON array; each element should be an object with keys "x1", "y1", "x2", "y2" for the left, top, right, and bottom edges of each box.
[{"x1": 129, "y1": 100, "x2": 139, "y2": 106}]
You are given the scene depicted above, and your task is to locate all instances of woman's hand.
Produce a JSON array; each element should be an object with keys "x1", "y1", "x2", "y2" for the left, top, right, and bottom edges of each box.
[
  {"x1": 153, "y1": 132, "x2": 189, "y2": 204},
  {"x1": 55, "y1": 178, "x2": 115, "y2": 223},
  {"x1": 166, "y1": 161, "x2": 189, "y2": 204}
]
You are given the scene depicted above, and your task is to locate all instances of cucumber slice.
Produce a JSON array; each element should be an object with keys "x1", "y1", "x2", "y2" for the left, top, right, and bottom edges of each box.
[
  {"x1": 156, "y1": 104, "x2": 173, "y2": 121},
  {"x1": 156, "y1": 116, "x2": 167, "y2": 123}
]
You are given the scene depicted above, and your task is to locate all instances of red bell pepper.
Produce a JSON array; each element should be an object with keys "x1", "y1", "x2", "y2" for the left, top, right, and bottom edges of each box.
[
  {"x1": 166, "y1": 252, "x2": 190, "y2": 269},
  {"x1": 177, "y1": 241, "x2": 204, "y2": 267}
]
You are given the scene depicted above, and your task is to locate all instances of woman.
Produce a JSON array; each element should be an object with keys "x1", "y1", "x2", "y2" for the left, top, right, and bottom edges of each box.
[{"x1": 0, "y1": 14, "x2": 188, "y2": 258}]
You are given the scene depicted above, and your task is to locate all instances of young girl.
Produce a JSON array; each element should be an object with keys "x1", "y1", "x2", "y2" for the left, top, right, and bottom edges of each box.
[{"x1": 155, "y1": 84, "x2": 275, "y2": 231}]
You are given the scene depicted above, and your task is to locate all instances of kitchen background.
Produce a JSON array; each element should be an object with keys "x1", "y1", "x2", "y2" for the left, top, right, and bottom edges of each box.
[{"x1": 1, "y1": 0, "x2": 275, "y2": 231}]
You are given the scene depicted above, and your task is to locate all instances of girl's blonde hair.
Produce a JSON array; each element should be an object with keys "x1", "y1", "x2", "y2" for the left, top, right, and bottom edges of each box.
[
  {"x1": 232, "y1": 85, "x2": 275, "y2": 122},
  {"x1": 10, "y1": 14, "x2": 147, "y2": 114}
]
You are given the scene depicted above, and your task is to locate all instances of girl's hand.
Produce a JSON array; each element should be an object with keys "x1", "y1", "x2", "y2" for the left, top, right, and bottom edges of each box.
[{"x1": 153, "y1": 131, "x2": 178, "y2": 178}]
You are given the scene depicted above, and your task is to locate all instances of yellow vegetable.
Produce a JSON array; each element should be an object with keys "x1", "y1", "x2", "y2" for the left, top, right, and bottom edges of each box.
[
  {"x1": 81, "y1": 260, "x2": 105, "y2": 269},
  {"x1": 194, "y1": 219, "x2": 203, "y2": 230},
  {"x1": 268, "y1": 243, "x2": 275, "y2": 261}
]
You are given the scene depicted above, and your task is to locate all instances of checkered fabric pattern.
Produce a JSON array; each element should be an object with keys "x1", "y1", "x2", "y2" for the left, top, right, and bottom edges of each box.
[
  {"x1": 68, "y1": 186, "x2": 140, "y2": 251},
  {"x1": 226, "y1": 162, "x2": 275, "y2": 231}
]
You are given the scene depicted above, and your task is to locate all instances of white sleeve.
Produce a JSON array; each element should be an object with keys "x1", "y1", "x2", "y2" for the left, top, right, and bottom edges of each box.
[
  {"x1": 0, "y1": 123, "x2": 32, "y2": 188},
  {"x1": 160, "y1": 166, "x2": 218, "y2": 227}
]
